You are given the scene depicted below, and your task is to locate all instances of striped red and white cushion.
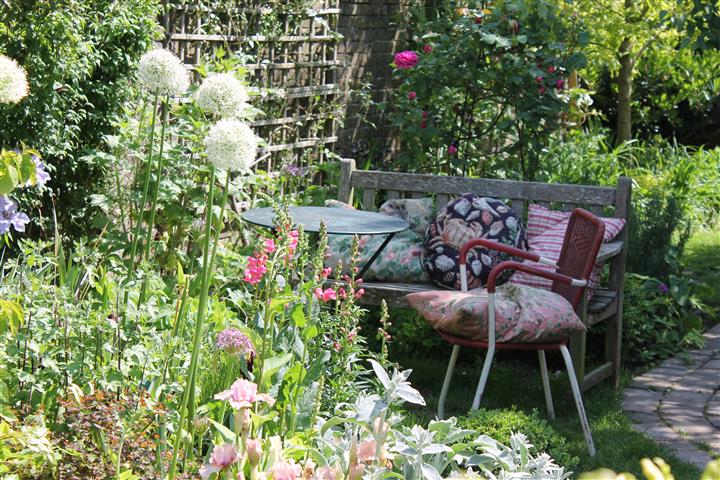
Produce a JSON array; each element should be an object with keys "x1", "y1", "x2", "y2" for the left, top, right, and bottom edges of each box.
[{"x1": 511, "y1": 204, "x2": 625, "y2": 292}]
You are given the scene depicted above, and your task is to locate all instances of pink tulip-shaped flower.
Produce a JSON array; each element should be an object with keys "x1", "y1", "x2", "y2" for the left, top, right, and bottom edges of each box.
[
  {"x1": 357, "y1": 439, "x2": 377, "y2": 463},
  {"x1": 214, "y1": 378, "x2": 275, "y2": 410},
  {"x1": 246, "y1": 438, "x2": 263, "y2": 466},
  {"x1": 394, "y1": 51, "x2": 419, "y2": 69},
  {"x1": 200, "y1": 443, "x2": 241, "y2": 479}
]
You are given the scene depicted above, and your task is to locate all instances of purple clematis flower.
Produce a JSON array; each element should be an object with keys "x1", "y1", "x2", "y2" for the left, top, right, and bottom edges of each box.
[
  {"x1": 33, "y1": 156, "x2": 51, "y2": 187},
  {"x1": 0, "y1": 196, "x2": 30, "y2": 234}
]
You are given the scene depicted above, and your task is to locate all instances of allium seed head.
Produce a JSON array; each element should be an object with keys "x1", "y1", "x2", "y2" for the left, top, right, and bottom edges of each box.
[
  {"x1": 204, "y1": 119, "x2": 258, "y2": 171},
  {"x1": 0, "y1": 55, "x2": 29, "y2": 104},
  {"x1": 137, "y1": 48, "x2": 189, "y2": 96},
  {"x1": 195, "y1": 73, "x2": 249, "y2": 117}
]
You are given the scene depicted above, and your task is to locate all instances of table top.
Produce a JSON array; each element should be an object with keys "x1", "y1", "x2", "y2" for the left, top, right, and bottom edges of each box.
[{"x1": 241, "y1": 206, "x2": 409, "y2": 235}]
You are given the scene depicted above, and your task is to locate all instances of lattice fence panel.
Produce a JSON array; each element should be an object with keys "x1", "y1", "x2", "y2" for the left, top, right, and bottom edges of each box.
[{"x1": 163, "y1": 1, "x2": 341, "y2": 171}]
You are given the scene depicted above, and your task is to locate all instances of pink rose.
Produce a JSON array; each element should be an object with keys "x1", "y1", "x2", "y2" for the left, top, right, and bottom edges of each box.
[
  {"x1": 538, "y1": 87, "x2": 546, "y2": 95},
  {"x1": 394, "y1": 51, "x2": 418, "y2": 69},
  {"x1": 535, "y1": 75, "x2": 544, "y2": 83},
  {"x1": 547, "y1": 65, "x2": 557, "y2": 73},
  {"x1": 448, "y1": 145, "x2": 458, "y2": 155},
  {"x1": 214, "y1": 378, "x2": 275, "y2": 410},
  {"x1": 269, "y1": 460, "x2": 302, "y2": 480},
  {"x1": 407, "y1": 91, "x2": 417, "y2": 101},
  {"x1": 555, "y1": 78, "x2": 565, "y2": 89},
  {"x1": 422, "y1": 44, "x2": 432, "y2": 54},
  {"x1": 200, "y1": 443, "x2": 241, "y2": 479}
]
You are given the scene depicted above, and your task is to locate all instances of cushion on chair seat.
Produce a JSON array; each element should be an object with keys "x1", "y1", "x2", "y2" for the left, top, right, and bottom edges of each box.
[{"x1": 405, "y1": 283, "x2": 586, "y2": 343}]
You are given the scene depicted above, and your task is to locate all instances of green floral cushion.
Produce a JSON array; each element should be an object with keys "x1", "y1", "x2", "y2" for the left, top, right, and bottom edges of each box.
[{"x1": 324, "y1": 198, "x2": 432, "y2": 282}]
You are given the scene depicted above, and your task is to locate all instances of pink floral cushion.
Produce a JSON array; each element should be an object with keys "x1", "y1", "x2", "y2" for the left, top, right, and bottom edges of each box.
[
  {"x1": 406, "y1": 284, "x2": 586, "y2": 343},
  {"x1": 510, "y1": 204, "x2": 626, "y2": 292}
]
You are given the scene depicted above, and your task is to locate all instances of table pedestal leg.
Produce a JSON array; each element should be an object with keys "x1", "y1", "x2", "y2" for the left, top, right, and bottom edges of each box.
[{"x1": 357, "y1": 233, "x2": 396, "y2": 279}]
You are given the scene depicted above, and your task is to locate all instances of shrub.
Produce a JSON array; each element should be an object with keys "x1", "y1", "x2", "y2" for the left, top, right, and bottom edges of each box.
[
  {"x1": 0, "y1": 0, "x2": 160, "y2": 239},
  {"x1": 622, "y1": 273, "x2": 707, "y2": 366},
  {"x1": 458, "y1": 407, "x2": 579, "y2": 470},
  {"x1": 388, "y1": 0, "x2": 587, "y2": 180}
]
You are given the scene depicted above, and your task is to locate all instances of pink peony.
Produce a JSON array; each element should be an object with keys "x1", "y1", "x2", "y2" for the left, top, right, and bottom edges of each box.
[
  {"x1": 394, "y1": 51, "x2": 418, "y2": 69},
  {"x1": 215, "y1": 378, "x2": 275, "y2": 410},
  {"x1": 200, "y1": 443, "x2": 241, "y2": 479},
  {"x1": 407, "y1": 91, "x2": 417, "y2": 101},
  {"x1": 422, "y1": 44, "x2": 432, "y2": 54},
  {"x1": 269, "y1": 460, "x2": 302, "y2": 480},
  {"x1": 555, "y1": 78, "x2": 565, "y2": 89}
]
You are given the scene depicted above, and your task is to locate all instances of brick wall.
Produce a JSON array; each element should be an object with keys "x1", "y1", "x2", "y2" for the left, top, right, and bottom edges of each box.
[{"x1": 336, "y1": 0, "x2": 408, "y2": 164}]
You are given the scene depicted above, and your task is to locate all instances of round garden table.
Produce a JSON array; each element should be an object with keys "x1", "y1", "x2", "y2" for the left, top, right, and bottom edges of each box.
[{"x1": 241, "y1": 206, "x2": 409, "y2": 278}]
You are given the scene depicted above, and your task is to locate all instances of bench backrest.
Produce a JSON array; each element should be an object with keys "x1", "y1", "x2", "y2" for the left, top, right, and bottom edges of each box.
[{"x1": 337, "y1": 158, "x2": 632, "y2": 221}]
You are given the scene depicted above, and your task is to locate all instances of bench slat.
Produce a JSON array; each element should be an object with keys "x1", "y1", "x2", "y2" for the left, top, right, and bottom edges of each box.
[
  {"x1": 350, "y1": 171, "x2": 617, "y2": 205},
  {"x1": 596, "y1": 240, "x2": 623, "y2": 263},
  {"x1": 362, "y1": 189, "x2": 376, "y2": 211},
  {"x1": 386, "y1": 190, "x2": 400, "y2": 200}
]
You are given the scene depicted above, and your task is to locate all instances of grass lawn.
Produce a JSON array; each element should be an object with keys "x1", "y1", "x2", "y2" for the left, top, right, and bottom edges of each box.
[
  {"x1": 683, "y1": 226, "x2": 720, "y2": 312},
  {"x1": 394, "y1": 351, "x2": 701, "y2": 479}
]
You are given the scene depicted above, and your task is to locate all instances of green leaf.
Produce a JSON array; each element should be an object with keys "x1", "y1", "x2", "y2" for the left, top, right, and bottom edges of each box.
[
  {"x1": 0, "y1": 299, "x2": 23, "y2": 334},
  {"x1": 291, "y1": 303, "x2": 306, "y2": 327}
]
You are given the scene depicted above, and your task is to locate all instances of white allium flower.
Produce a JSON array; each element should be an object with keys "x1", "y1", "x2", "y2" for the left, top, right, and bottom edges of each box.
[
  {"x1": 205, "y1": 119, "x2": 258, "y2": 172},
  {"x1": 0, "y1": 55, "x2": 29, "y2": 104},
  {"x1": 195, "y1": 73, "x2": 249, "y2": 117},
  {"x1": 137, "y1": 48, "x2": 189, "y2": 97}
]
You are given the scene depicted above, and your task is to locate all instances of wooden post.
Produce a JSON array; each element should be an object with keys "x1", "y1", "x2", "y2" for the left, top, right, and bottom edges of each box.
[{"x1": 338, "y1": 158, "x2": 356, "y2": 204}]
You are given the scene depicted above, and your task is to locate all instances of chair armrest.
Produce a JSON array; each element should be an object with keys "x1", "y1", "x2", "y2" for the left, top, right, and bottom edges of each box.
[
  {"x1": 596, "y1": 240, "x2": 624, "y2": 263},
  {"x1": 459, "y1": 238, "x2": 556, "y2": 267},
  {"x1": 486, "y1": 261, "x2": 586, "y2": 293}
]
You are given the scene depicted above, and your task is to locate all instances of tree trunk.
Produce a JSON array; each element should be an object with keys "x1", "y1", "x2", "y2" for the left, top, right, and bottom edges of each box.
[{"x1": 616, "y1": 36, "x2": 634, "y2": 143}]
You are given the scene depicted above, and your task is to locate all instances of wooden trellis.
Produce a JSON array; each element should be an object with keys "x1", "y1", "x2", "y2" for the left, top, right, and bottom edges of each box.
[{"x1": 162, "y1": 1, "x2": 341, "y2": 171}]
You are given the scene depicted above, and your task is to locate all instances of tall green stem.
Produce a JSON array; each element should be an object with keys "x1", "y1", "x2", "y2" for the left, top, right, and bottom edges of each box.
[
  {"x1": 129, "y1": 90, "x2": 160, "y2": 270},
  {"x1": 168, "y1": 167, "x2": 216, "y2": 479},
  {"x1": 142, "y1": 96, "x2": 169, "y2": 263}
]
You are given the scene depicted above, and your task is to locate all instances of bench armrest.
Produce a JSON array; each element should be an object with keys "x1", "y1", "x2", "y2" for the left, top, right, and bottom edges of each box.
[{"x1": 596, "y1": 240, "x2": 624, "y2": 263}]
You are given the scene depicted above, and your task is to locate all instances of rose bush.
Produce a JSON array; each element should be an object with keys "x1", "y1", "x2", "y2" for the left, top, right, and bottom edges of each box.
[{"x1": 388, "y1": 0, "x2": 588, "y2": 180}]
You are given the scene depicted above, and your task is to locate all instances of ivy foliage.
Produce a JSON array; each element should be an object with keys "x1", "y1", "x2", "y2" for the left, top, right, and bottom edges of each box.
[{"x1": 0, "y1": 0, "x2": 161, "y2": 238}]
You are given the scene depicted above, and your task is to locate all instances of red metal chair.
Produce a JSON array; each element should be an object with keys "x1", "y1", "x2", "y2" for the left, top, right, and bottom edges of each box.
[{"x1": 436, "y1": 208, "x2": 605, "y2": 456}]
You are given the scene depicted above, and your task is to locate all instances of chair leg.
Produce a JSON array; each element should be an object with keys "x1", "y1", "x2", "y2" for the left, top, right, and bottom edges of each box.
[
  {"x1": 560, "y1": 345, "x2": 596, "y2": 456},
  {"x1": 438, "y1": 345, "x2": 460, "y2": 420},
  {"x1": 538, "y1": 350, "x2": 555, "y2": 420},
  {"x1": 470, "y1": 342, "x2": 495, "y2": 411}
]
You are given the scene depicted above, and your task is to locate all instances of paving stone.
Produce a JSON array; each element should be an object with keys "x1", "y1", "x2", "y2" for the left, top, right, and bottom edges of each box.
[
  {"x1": 633, "y1": 422, "x2": 680, "y2": 444},
  {"x1": 673, "y1": 449, "x2": 713, "y2": 470},
  {"x1": 702, "y1": 359, "x2": 720, "y2": 370},
  {"x1": 622, "y1": 388, "x2": 662, "y2": 413},
  {"x1": 630, "y1": 375, "x2": 677, "y2": 391},
  {"x1": 663, "y1": 389, "x2": 712, "y2": 405}
]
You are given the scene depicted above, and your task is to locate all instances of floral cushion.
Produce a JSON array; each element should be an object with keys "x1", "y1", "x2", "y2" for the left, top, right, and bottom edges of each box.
[
  {"x1": 405, "y1": 283, "x2": 586, "y2": 343},
  {"x1": 422, "y1": 194, "x2": 528, "y2": 290},
  {"x1": 378, "y1": 197, "x2": 434, "y2": 236},
  {"x1": 509, "y1": 204, "x2": 626, "y2": 292},
  {"x1": 324, "y1": 198, "x2": 430, "y2": 282}
]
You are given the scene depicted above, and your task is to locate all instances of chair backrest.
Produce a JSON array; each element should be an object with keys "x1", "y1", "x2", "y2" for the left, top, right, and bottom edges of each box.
[{"x1": 552, "y1": 208, "x2": 606, "y2": 310}]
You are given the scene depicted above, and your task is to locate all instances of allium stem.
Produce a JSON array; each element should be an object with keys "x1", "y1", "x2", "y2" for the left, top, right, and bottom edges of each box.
[
  {"x1": 142, "y1": 96, "x2": 169, "y2": 264},
  {"x1": 168, "y1": 166, "x2": 216, "y2": 479},
  {"x1": 129, "y1": 90, "x2": 160, "y2": 270}
]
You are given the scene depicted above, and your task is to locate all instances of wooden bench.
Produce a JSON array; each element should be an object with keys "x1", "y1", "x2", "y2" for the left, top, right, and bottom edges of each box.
[{"x1": 335, "y1": 158, "x2": 632, "y2": 391}]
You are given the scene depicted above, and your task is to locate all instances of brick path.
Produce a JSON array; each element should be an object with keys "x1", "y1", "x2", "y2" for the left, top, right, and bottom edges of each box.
[{"x1": 622, "y1": 323, "x2": 720, "y2": 469}]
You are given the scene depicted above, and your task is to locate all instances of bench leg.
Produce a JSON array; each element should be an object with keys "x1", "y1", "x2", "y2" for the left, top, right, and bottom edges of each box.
[{"x1": 605, "y1": 303, "x2": 623, "y2": 389}]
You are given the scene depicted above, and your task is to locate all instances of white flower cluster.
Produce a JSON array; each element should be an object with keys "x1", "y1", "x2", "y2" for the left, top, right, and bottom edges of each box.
[
  {"x1": 0, "y1": 55, "x2": 29, "y2": 104},
  {"x1": 137, "y1": 48, "x2": 189, "y2": 97},
  {"x1": 195, "y1": 73, "x2": 249, "y2": 117},
  {"x1": 204, "y1": 119, "x2": 258, "y2": 172}
]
